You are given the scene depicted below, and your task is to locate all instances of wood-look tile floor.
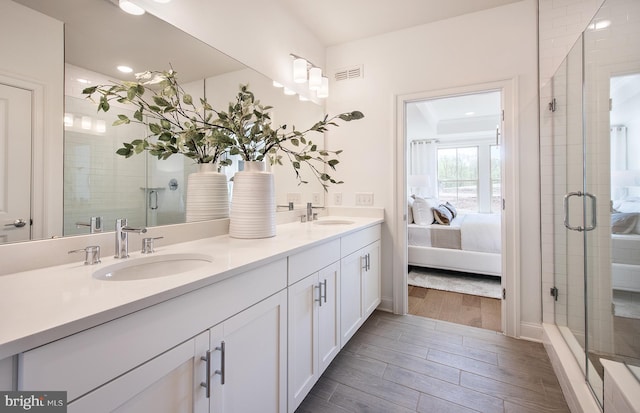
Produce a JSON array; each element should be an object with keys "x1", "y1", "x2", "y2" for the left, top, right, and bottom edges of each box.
[
  {"x1": 408, "y1": 286, "x2": 502, "y2": 332},
  {"x1": 296, "y1": 311, "x2": 570, "y2": 413}
]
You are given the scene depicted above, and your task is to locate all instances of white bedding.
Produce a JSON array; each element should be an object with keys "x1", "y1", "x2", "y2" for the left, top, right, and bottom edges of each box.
[
  {"x1": 408, "y1": 213, "x2": 501, "y2": 254},
  {"x1": 460, "y1": 214, "x2": 501, "y2": 253}
]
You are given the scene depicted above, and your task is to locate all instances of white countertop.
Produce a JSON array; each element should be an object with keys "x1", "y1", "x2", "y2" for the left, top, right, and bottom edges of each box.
[{"x1": 0, "y1": 216, "x2": 382, "y2": 360}]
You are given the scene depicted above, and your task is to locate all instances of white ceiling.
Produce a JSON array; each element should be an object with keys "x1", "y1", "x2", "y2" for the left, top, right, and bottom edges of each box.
[{"x1": 275, "y1": 0, "x2": 523, "y2": 46}]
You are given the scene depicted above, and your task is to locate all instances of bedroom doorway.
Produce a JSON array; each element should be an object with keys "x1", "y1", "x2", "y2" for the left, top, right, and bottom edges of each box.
[{"x1": 400, "y1": 87, "x2": 508, "y2": 332}]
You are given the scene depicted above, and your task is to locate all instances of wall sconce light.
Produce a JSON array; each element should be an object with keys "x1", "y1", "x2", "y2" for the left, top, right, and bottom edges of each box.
[
  {"x1": 290, "y1": 53, "x2": 329, "y2": 98},
  {"x1": 64, "y1": 113, "x2": 74, "y2": 128},
  {"x1": 81, "y1": 116, "x2": 92, "y2": 130},
  {"x1": 95, "y1": 120, "x2": 107, "y2": 133},
  {"x1": 293, "y1": 58, "x2": 308, "y2": 83},
  {"x1": 316, "y1": 77, "x2": 329, "y2": 98}
]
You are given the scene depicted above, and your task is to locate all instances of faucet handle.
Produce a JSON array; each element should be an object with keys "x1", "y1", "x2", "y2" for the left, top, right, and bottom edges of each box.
[
  {"x1": 141, "y1": 236, "x2": 164, "y2": 254},
  {"x1": 68, "y1": 245, "x2": 101, "y2": 265}
]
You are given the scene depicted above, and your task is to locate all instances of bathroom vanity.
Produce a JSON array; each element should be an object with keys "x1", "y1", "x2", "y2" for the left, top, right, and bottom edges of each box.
[{"x1": 0, "y1": 215, "x2": 382, "y2": 413}]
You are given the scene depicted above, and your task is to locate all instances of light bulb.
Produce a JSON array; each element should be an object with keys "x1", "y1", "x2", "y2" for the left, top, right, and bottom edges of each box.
[{"x1": 293, "y1": 58, "x2": 308, "y2": 83}]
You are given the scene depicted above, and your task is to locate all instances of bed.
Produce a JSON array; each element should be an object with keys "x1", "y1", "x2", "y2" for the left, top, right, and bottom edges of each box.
[
  {"x1": 407, "y1": 197, "x2": 502, "y2": 277},
  {"x1": 611, "y1": 198, "x2": 640, "y2": 292}
]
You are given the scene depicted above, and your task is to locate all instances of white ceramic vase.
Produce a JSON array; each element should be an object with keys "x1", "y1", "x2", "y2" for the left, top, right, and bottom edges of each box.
[
  {"x1": 185, "y1": 163, "x2": 229, "y2": 222},
  {"x1": 229, "y1": 161, "x2": 276, "y2": 239}
]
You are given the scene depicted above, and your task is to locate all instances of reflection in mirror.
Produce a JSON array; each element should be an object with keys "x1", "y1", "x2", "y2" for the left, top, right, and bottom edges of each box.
[{"x1": 3, "y1": 0, "x2": 326, "y2": 244}]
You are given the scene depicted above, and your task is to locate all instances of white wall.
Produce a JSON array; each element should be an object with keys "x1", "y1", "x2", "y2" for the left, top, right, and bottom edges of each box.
[{"x1": 324, "y1": 1, "x2": 540, "y2": 329}]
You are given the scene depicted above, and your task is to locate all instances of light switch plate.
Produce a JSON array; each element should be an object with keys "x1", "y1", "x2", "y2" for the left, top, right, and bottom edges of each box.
[
  {"x1": 333, "y1": 193, "x2": 342, "y2": 205},
  {"x1": 312, "y1": 192, "x2": 321, "y2": 205},
  {"x1": 355, "y1": 192, "x2": 374, "y2": 206}
]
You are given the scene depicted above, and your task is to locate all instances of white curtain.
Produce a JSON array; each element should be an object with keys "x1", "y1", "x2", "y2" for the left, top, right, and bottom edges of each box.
[{"x1": 408, "y1": 140, "x2": 437, "y2": 197}]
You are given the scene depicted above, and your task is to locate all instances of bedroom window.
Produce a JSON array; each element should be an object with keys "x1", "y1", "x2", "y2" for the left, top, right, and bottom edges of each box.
[{"x1": 437, "y1": 147, "x2": 479, "y2": 211}]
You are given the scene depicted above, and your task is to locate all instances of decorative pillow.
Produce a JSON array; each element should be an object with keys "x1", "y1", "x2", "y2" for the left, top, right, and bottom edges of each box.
[
  {"x1": 407, "y1": 197, "x2": 414, "y2": 224},
  {"x1": 443, "y1": 202, "x2": 458, "y2": 218},
  {"x1": 611, "y1": 213, "x2": 638, "y2": 234},
  {"x1": 433, "y1": 204, "x2": 454, "y2": 225},
  {"x1": 411, "y1": 195, "x2": 437, "y2": 225}
]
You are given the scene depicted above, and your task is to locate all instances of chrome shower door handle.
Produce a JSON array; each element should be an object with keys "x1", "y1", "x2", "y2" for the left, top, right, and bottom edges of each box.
[
  {"x1": 563, "y1": 191, "x2": 584, "y2": 232},
  {"x1": 584, "y1": 192, "x2": 597, "y2": 231}
]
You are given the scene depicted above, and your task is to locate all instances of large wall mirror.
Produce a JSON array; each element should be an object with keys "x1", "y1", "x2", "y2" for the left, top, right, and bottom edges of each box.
[{"x1": 0, "y1": 0, "x2": 326, "y2": 245}]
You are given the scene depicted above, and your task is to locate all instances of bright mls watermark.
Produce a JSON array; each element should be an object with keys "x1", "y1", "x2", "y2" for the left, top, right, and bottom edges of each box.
[{"x1": 0, "y1": 392, "x2": 66, "y2": 412}]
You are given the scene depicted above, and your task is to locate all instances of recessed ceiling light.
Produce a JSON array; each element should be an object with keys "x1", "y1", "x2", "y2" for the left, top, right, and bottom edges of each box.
[
  {"x1": 283, "y1": 87, "x2": 296, "y2": 96},
  {"x1": 117, "y1": 65, "x2": 134, "y2": 73},
  {"x1": 465, "y1": 111, "x2": 475, "y2": 116},
  {"x1": 119, "y1": 0, "x2": 145, "y2": 15},
  {"x1": 272, "y1": 81, "x2": 283, "y2": 88},
  {"x1": 76, "y1": 78, "x2": 91, "y2": 84}
]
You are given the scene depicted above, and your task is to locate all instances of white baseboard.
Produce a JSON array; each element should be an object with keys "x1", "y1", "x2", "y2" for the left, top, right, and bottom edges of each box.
[
  {"x1": 378, "y1": 297, "x2": 393, "y2": 313},
  {"x1": 519, "y1": 321, "x2": 543, "y2": 342}
]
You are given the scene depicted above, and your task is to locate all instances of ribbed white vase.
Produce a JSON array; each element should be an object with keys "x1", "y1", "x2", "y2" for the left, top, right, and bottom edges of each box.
[
  {"x1": 229, "y1": 161, "x2": 276, "y2": 239},
  {"x1": 185, "y1": 163, "x2": 229, "y2": 222}
]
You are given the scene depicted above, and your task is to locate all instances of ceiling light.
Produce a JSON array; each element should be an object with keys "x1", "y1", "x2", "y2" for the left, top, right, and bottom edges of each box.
[
  {"x1": 293, "y1": 58, "x2": 308, "y2": 83},
  {"x1": 308, "y1": 67, "x2": 322, "y2": 90},
  {"x1": 316, "y1": 77, "x2": 329, "y2": 98},
  {"x1": 283, "y1": 87, "x2": 296, "y2": 96},
  {"x1": 299, "y1": 95, "x2": 309, "y2": 102},
  {"x1": 119, "y1": 0, "x2": 145, "y2": 15},
  {"x1": 117, "y1": 65, "x2": 134, "y2": 73},
  {"x1": 272, "y1": 80, "x2": 283, "y2": 88},
  {"x1": 465, "y1": 111, "x2": 475, "y2": 116}
]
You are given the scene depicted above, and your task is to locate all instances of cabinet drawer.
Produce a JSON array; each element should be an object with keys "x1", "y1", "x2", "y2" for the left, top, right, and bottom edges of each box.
[
  {"x1": 19, "y1": 259, "x2": 286, "y2": 402},
  {"x1": 288, "y1": 239, "x2": 340, "y2": 285},
  {"x1": 341, "y1": 225, "x2": 381, "y2": 257}
]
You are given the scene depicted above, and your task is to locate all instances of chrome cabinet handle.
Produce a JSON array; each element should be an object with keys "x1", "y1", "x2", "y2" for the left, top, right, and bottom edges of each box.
[
  {"x1": 322, "y1": 279, "x2": 327, "y2": 304},
  {"x1": 215, "y1": 341, "x2": 225, "y2": 385},
  {"x1": 584, "y1": 192, "x2": 597, "y2": 231},
  {"x1": 200, "y1": 350, "x2": 211, "y2": 398},
  {"x1": 315, "y1": 284, "x2": 322, "y2": 307},
  {"x1": 4, "y1": 219, "x2": 27, "y2": 228}
]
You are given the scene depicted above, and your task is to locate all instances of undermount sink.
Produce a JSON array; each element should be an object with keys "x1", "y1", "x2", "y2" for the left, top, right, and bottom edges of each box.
[
  {"x1": 93, "y1": 253, "x2": 213, "y2": 281},
  {"x1": 313, "y1": 219, "x2": 355, "y2": 226}
]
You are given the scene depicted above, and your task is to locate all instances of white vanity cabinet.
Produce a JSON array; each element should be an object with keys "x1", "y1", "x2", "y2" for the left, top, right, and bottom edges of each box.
[
  {"x1": 68, "y1": 331, "x2": 210, "y2": 413},
  {"x1": 208, "y1": 290, "x2": 287, "y2": 413},
  {"x1": 18, "y1": 259, "x2": 287, "y2": 412},
  {"x1": 287, "y1": 239, "x2": 341, "y2": 412},
  {"x1": 340, "y1": 225, "x2": 381, "y2": 346},
  {"x1": 287, "y1": 261, "x2": 341, "y2": 412}
]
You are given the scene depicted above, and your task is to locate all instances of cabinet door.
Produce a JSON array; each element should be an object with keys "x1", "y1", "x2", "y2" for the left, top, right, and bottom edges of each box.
[
  {"x1": 210, "y1": 290, "x2": 287, "y2": 413},
  {"x1": 340, "y1": 250, "x2": 365, "y2": 346},
  {"x1": 288, "y1": 273, "x2": 320, "y2": 412},
  {"x1": 317, "y1": 261, "x2": 340, "y2": 372},
  {"x1": 68, "y1": 331, "x2": 209, "y2": 413},
  {"x1": 362, "y1": 240, "x2": 381, "y2": 318}
]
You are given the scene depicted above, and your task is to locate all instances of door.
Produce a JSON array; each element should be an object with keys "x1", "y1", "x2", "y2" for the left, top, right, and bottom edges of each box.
[
  {"x1": 68, "y1": 331, "x2": 209, "y2": 413},
  {"x1": 210, "y1": 290, "x2": 287, "y2": 413},
  {"x1": 0, "y1": 83, "x2": 31, "y2": 243}
]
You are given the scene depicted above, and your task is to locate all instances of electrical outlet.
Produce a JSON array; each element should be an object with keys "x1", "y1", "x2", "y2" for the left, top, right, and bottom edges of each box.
[
  {"x1": 355, "y1": 192, "x2": 374, "y2": 206},
  {"x1": 286, "y1": 192, "x2": 302, "y2": 205},
  {"x1": 333, "y1": 192, "x2": 342, "y2": 205},
  {"x1": 312, "y1": 192, "x2": 321, "y2": 205}
]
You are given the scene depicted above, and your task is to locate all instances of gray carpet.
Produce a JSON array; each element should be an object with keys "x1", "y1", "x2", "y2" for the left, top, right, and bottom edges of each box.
[{"x1": 408, "y1": 268, "x2": 502, "y2": 299}]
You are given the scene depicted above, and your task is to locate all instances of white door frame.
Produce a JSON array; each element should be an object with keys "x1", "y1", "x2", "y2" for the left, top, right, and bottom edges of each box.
[{"x1": 393, "y1": 79, "x2": 520, "y2": 337}]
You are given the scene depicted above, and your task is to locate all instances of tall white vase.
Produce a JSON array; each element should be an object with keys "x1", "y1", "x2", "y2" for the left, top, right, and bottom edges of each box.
[
  {"x1": 185, "y1": 163, "x2": 229, "y2": 222},
  {"x1": 229, "y1": 161, "x2": 276, "y2": 239}
]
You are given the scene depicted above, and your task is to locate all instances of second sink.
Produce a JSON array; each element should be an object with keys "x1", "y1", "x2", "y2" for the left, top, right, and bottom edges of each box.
[{"x1": 93, "y1": 253, "x2": 213, "y2": 281}]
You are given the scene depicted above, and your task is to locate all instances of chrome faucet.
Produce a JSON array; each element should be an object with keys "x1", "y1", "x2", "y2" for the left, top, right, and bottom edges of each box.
[
  {"x1": 75, "y1": 216, "x2": 103, "y2": 234},
  {"x1": 115, "y1": 218, "x2": 147, "y2": 259},
  {"x1": 307, "y1": 202, "x2": 313, "y2": 222}
]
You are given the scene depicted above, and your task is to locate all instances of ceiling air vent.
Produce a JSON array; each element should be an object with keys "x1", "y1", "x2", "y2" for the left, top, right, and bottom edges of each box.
[{"x1": 334, "y1": 65, "x2": 363, "y2": 81}]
